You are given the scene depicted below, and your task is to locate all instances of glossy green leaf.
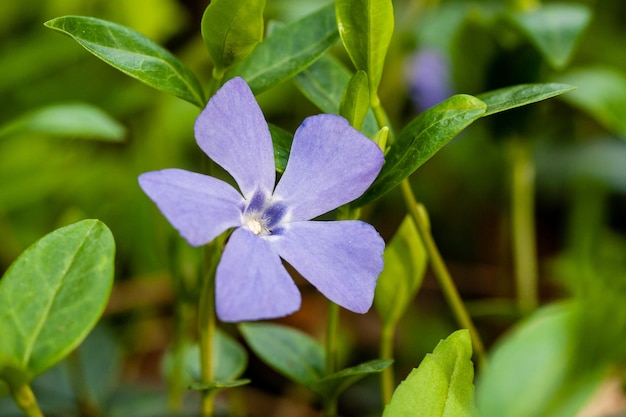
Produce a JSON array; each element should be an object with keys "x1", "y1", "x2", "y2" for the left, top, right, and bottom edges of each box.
[
  {"x1": 44, "y1": 16, "x2": 205, "y2": 107},
  {"x1": 293, "y1": 55, "x2": 378, "y2": 136},
  {"x1": 339, "y1": 70, "x2": 370, "y2": 130},
  {"x1": 239, "y1": 322, "x2": 324, "y2": 386},
  {"x1": 268, "y1": 123, "x2": 293, "y2": 173},
  {"x1": 476, "y1": 83, "x2": 575, "y2": 117},
  {"x1": 375, "y1": 216, "x2": 427, "y2": 327},
  {"x1": 311, "y1": 359, "x2": 393, "y2": 400},
  {"x1": 383, "y1": 330, "x2": 476, "y2": 417},
  {"x1": 508, "y1": 3, "x2": 592, "y2": 69},
  {"x1": 0, "y1": 103, "x2": 125, "y2": 142},
  {"x1": 556, "y1": 66, "x2": 626, "y2": 138},
  {"x1": 229, "y1": 4, "x2": 338, "y2": 94},
  {"x1": 0, "y1": 220, "x2": 115, "y2": 380},
  {"x1": 476, "y1": 303, "x2": 604, "y2": 417},
  {"x1": 201, "y1": 0, "x2": 265, "y2": 72},
  {"x1": 336, "y1": 0, "x2": 394, "y2": 94},
  {"x1": 354, "y1": 94, "x2": 487, "y2": 206}
]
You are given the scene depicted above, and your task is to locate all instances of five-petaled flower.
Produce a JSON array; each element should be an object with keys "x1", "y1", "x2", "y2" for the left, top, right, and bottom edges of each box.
[{"x1": 139, "y1": 77, "x2": 385, "y2": 322}]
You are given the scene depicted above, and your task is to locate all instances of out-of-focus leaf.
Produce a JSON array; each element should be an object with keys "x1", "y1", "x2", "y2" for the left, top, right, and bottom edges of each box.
[
  {"x1": 383, "y1": 330, "x2": 476, "y2": 417},
  {"x1": 0, "y1": 220, "x2": 115, "y2": 381},
  {"x1": 556, "y1": 66, "x2": 626, "y2": 138},
  {"x1": 375, "y1": 216, "x2": 427, "y2": 327},
  {"x1": 508, "y1": 3, "x2": 592, "y2": 69},
  {"x1": 201, "y1": 0, "x2": 265, "y2": 71},
  {"x1": 476, "y1": 303, "x2": 605, "y2": 417},
  {"x1": 0, "y1": 103, "x2": 125, "y2": 141},
  {"x1": 44, "y1": 16, "x2": 205, "y2": 107},
  {"x1": 476, "y1": 83, "x2": 575, "y2": 117},
  {"x1": 268, "y1": 123, "x2": 293, "y2": 173},
  {"x1": 229, "y1": 4, "x2": 338, "y2": 94},
  {"x1": 311, "y1": 359, "x2": 392, "y2": 400},
  {"x1": 339, "y1": 70, "x2": 369, "y2": 130},
  {"x1": 239, "y1": 322, "x2": 324, "y2": 386},
  {"x1": 354, "y1": 95, "x2": 486, "y2": 206},
  {"x1": 336, "y1": 0, "x2": 394, "y2": 94}
]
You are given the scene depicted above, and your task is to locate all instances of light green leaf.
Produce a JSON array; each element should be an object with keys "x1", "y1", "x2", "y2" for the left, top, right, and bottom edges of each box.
[
  {"x1": 375, "y1": 216, "x2": 427, "y2": 327},
  {"x1": 383, "y1": 330, "x2": 476, "y2": 417},
  {"x1": 354, "y1": 95, "x2": 487, "y2": 206},
  {"x1": 201, "y1": 0, "x2": 265, "y2": 72},
  {"x1": 508, "y1": 3, "x2": 592, "y2": 69},
  {"x1": 293, "y1": 55, "x2": 378, "y2": 136},
  {"x1": 239, "y1": 322, "x2": 324, "y2": 386},
  {"x1": 0, "y1": 103, "x2": 125, "y2": 142},
  {"x1": 311, "y1": 359, "x2": 393, "y2": 400},
  {"x1": 229, "y1": 4, "x2": 338, "y2": 94},
  {"x1": 476, "y1": 83, "x2": 575, "y2": 117},
  {"x1": 0, "y1": 220, "x2": 115, "y2": 380},
  {"x1": 556, "y1": 66, "x2": 626, "y2": 138},
  {"x1": 336, "y1": 0, "x2": 394, "y2": 94},
  {"x1": 476, "y1": 303, "x2": 605, "y2": 417},
  {"x1": 339, "y1": 70, "x2": 370, "y2": 130},
  {"x1": 44, "y1": 16, "x2": 205, "y2": 107}
]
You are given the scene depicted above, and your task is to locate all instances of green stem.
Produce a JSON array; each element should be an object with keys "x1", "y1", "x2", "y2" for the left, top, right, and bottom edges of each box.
[
  {"x1": 509, "y1": 139, "x2": 538, "y2": 316},
  {"x1": 207, "y1": 66, "x2": 226, "y2": 99},
  {"x1": 323, "y1": 301, "x2": 341, "y2": 417},
  {"x1": 379, "y1": 324, "x2": 395, "y2": 405},
  {"x1": 400, "y1": 180, "x2": 487, "y2": 368},
  {"x1": 371, "y1": 94, "x2": 394, "y2": 141},
  {"x1": 10, "y1": 383, "x2": 43, "y2": 417}
]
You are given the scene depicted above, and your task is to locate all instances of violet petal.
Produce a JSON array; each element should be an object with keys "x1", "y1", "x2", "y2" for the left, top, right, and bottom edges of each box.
[
  {"x1": 195, "y1": 77, "x2": 276, "y2": 199},
  {"x1": 270, "y1": 220, "x2": 384, "y2": 313},
  {"x1": 216, "y1": 228, "x2": 301, "y2": 322},
  {"x1": 273, "y1": 114, "x2": 384, "y2": 221},
  {"x1": 139, "y1": 169, "x2": 243, "y2": 246}
]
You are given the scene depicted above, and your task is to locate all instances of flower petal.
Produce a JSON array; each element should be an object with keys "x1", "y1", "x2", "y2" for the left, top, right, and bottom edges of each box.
[
  {"x1": 270, "y1": 220, "x2": 384, "y2": 314},
  {"x1": 216, "y1": 227, "x2": 301, "y2": 322},
  {"x1": 273, "y1": 114, "x2": 384, "y2": 221},
  {"x1": 195, "y1": 77, "x2": 275, "y2": 199},
  {"x1": 139, "y1": 169, "x2": 243, "y2": 246}
]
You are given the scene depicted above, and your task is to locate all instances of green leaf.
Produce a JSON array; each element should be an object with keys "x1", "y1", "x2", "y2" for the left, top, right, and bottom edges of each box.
[
  {"x1": 0, "y1": 220, "x2": 115, "y2": 380},
  {"x1": 201, "y1": 0, "x2": 265, "y2": 72},
  {"x1": 339, "y1": 70, "x2": 370, "y2": 130},
  {"x1": 375, "y1": 216, "x2": 427, "y2": 327},
  {"x1": 44, "y1": 16, "x2": 205, "y2": 107},
  {"x1": 476, "y1": 83, "x2": 575, "y2": 117},
  {"x1": 268, "y1": 123, "x2": 293, "y2": 173},
  {"x1": 508, "y1": 3, "x2": 592, "y2": 69},
  {"x1": 239, "y1": 322, "x2": 324, "y2": 386},
  {"x1": 336, "y1": 0, "x2": 394, "y2": 94},
  {"x1": 383, "y1": 330, "x2": 476, "y2": 417},
  {"x1": 476, "y1": 303, "x2": 605, "y2": 417},
  {"x1": 311, "y1": 359, "x2": 393, "y2": 400},
  {"x1": 354, "y1": 94, "x2": 487, "y2": 206},
  {"x1": 0, "y1": 103, "x2": 125, "y2": 142},
  {"x1": 229, "y1": 4, "x2": 338, "y2": 94},
  {"x1": 293, "y1": 55, "x2": 378, "y2": 136},
  {"x1": 555, "y1": 66, "x2": 626, "y2": 138},
  {"x1": 189, "y1": 379, "x2": 250, "y2": 392}
]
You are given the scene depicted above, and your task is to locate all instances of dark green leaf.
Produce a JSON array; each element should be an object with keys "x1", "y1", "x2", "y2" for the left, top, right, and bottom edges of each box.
[
  {"x1": 229, "y1": 4, "x2": 338, "y2": 94},
  {"x1": 44, "y1": 16, "x2": 205, "y2": 107},
  {"x1": 0, "y1": 103, "x2": 125, "y2": 142},
  {"x1": 508, "y1": 3, "x2": 592, "y2": 69},
  {"x1": 293, "y1": 55, "x2": 378, "y2": 136},
  {"x1": 336, "y1": 0, "x2": 394, "y2": 94},
  {"x1": 476, "y1": 303, "x2": 605, "y2": 417},
  {"x1": 339, "y1": 70, "x2": 370, "y2": 130},
  {"x1": 383, "y1": 330, "x2": 476, "y2": 417},
  {"x1": 201, "y1": 0, "x2": 265, "y2": 71},
  {"x1": 239, "y1": 322, "x2": 324, "y2": 386},
  {"x1": 476, "y1": 83, "x2": 575, "y2": 117},
  {"x1": 354, "y1": 94, "x2": 486, "y2": 206},
  {"x1": 311, "y1": 359, "x2": 392, "y2": 399},
  {"x1": 268, "y1": 123, "x2": 293, "y2": 173},
  {"x1": 375, "y1": 216, "x2": 427, "y2": 327},
  {"x1": 0, "y1": 220, "x2": 115, "y2": 380}
]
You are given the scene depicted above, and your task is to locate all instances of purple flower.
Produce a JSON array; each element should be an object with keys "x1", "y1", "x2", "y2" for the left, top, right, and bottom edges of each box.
[{"x1": 139, "y1": 77, "x2": 385, "y2": 322}]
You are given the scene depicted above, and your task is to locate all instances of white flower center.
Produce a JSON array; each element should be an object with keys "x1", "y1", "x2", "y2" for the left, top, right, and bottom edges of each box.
[{"x1": 244, "y1": 213, "x2": 269, "y2": 236}]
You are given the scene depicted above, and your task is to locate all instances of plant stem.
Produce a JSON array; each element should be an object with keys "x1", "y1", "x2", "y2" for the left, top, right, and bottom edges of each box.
[
  {"x1": 323, "y1": 301, "x2": 341, "y2": 417},
  {"x1": 10, "y1": 383, "x2": 43, "y2": 417},
  {"x1": 371, "y1": 94, "x2": 394, "y2": 141},
  {"x1": 400, "y1": 180, "x2": 487, "y2": 368},
  {"x1": 509, "y1": 139, "x2": 538, "y2": 316},
  {"x1": 379, "y1": 324, "x2": 395, "y2": 405}
]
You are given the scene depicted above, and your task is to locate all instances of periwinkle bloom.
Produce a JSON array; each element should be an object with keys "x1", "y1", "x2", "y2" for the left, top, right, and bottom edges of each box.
[
  {"x1": 139, "y1": 77, "x2": 385, "y2": 322},
  {"x1": 406, "y1": 48, "x2": 453, "y2": 112}
]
